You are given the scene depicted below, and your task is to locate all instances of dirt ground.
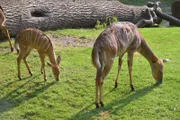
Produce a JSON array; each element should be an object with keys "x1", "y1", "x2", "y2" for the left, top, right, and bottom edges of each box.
[
  {"x1": 47, "y1": 34, "x2": 95, "y2": 48},
  {"x1": 0, "y1": 34, "x2": 95, "y2": 54}
]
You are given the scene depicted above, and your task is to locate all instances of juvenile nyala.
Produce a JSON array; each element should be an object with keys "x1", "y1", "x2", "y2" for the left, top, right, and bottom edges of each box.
[{"x1": 14, "y1": 28, "x2": 61, "y2": 81}]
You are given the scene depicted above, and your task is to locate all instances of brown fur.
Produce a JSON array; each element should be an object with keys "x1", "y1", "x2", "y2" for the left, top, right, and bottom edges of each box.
[
  {"x1": 92, "y1": 22, "x2": 166, "y2": 108},
  {"x1": 0, "y1": 6, "x2": 13, "y2": 52},
  {"x1": 15, "y1": 28, "x2": 61, "y2": 81}
]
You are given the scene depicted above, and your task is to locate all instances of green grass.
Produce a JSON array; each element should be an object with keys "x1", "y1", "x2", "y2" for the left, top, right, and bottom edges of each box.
[
  {"x1": 45, "y1": 29, "x2": 103, "y2": 40},
  {"x1": 0, "y1": 27, "x2": 180, "y2": 119}
]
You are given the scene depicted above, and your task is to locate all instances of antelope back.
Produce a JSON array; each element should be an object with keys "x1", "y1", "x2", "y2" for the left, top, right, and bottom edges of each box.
[
  {"x1": 93, "y1": 22, "x2": 141, "y2": 57},
  {"x1": 16, "y1": 28, "x2": 52, "y2": 52}
]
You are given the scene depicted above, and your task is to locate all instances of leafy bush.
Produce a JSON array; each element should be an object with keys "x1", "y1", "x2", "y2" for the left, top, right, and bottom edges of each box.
[{"x1": 95, "y1": 16, "x2": 118, "y2": 29}]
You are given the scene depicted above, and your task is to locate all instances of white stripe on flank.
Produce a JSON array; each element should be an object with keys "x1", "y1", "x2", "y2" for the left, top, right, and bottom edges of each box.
[
  {"x1": 33, "y1": 31, "x2": 37, "y2": 47},
  {"x1": 36, "y1": 33, "x2": 41, "y2": 50},
  {"x1": 33, "y1": 32, "x2": 37, "y2": 46},
  {"x1": 39, "y1": 36, "x2": 45, "y2": 49},
  {"x1": 44, "y1": 41, "x2": 51, "y2": 52},
  {"x1": 41, "y1": 37, "x2": 49, "y2": 51},
  {"x1": 29, "y1": 30, "x2": 32, "y2": 46},
  {"x1": 26, "y1": 31, "x2": 28, "y2": 43}
]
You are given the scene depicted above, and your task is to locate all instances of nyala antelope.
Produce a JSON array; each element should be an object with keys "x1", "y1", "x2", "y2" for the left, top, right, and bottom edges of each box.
[
  {"x1": 92, "y1": 22, "x2": 167, "y2": 108},
  {"x1": 0, "y1": 6, "x2": 13, "y2": 52},
  {"x1": 14, "y1": 28, "x2": 61, "y2": 81}
]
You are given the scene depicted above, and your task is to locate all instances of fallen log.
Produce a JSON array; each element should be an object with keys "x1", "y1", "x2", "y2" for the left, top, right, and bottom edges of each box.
[
  {"x1": 171, "y1": 1, "x2": 180, "y2": 20},
  {"x1": 155, "y1": 10, "x2": 180, "y2": 26},
  {"x1": 0, "y1": 0, "x2": 162, "y2": 39},
  {"x1": 137, "y1": 1, "x2": 180, "y2": 27}
]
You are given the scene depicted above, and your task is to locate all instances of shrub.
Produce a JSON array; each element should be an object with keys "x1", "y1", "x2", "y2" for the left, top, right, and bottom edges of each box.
[{"x1": 95, "y1": 16, "x2": 118, "y2": 29}]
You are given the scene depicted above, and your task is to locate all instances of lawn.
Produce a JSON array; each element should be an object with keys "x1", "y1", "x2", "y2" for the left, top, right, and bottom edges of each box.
[{"x1": 0, "y1": 27, "x2": 180, "y2": 119}]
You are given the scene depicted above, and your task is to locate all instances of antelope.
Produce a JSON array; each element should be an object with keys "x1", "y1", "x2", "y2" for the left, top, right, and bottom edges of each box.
[
  {"x1": 14, "y1": 28, "x2": 61, "y2": 81},
  {"x1": 92, "y1": 22, "x2": 167, "y2": 108},
  {"x1": 0, "y1": 6, "x2": 13, "y2": 52}
]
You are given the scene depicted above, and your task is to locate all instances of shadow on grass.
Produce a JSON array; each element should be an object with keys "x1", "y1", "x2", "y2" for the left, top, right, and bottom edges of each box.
[
  {"x1": 69, "y1": 84, "x2": 159, "y2": 120},
  {"x1": 0, "y1": 74, "x2": 56, "y2": 113}
]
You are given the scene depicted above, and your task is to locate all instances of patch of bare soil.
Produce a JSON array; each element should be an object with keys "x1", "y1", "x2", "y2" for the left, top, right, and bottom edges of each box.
[
  {"x1": 48, "y1": 34, "x2": 95, "y2": 47},
  {"x1": 99, "y1": 111, "x2": 111, "y2": 119}
]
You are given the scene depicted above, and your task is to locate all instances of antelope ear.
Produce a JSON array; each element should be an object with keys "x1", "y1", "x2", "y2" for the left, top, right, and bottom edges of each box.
[
  {"x1": 57, "y1": 56, "x2": 61, "y2": 65},
  {"x1": 47, "y1": 62, "x2": 53, "y2": 67},
  {"x1": 152, "y1": 56, "x2": 158, "y2": 63}
]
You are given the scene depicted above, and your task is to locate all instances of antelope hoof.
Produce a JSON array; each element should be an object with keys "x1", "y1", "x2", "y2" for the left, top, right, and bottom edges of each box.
[
  {"x1": 11, "y1": 47, "x2": 14, "y2": 52},
  {"x1": 95, "y1": 102, "x2": 99, "y2": 108},
  {"x1": 156, "y1": 79, "x2": 162, "y2": 85},
  {"x1": 130, "y1": 84, "x2": 135, "y2": 91},
  {"x1": 115, "y1": 82, "x2": 118, "y2": 88},
  {"x1": 29, "y1": 72, "x2": 33, "y2": 76},
  {"x1": 100, "y1": 102, "x2": 104, "y2": 107},
  {"x1": 44, "y1": 78, "x2": 47, "y2": 82},
  {"x1": 18, "y1": 76, "x2": 22, "y2": 80}
]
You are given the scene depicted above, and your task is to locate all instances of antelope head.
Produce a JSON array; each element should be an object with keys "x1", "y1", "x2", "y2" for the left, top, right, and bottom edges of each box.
[
  {"x1": 151, "y1": 56, "x2": 168, "y2": 84},
  {"x1": 47, "y1": 56, "x2": 61, "y2": 81}
]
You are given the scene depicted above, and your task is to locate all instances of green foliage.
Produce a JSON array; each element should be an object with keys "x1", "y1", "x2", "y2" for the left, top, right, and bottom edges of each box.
[
  {"x1": 107, "y1": 16, "x2": 118, "y2": 25},
  {"x1": 95, "y1": 20, "x2": 104, "y2": 30},
  {"x1": 0, "y1": 27, "x2": 180, "y2": 119},
  {"x1": 95, "y1": 16, "x2": 118, "y2": 29},
  {"x1": 95, "y1": 20, "x2": 108, "y2": 30}
]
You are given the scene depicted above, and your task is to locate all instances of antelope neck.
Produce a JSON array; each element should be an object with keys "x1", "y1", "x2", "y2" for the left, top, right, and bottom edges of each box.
[
  {"x1": 47, "y1": 50, "x2": 57, "y2": 65},
  {"x1": 139, "y1": 38, "x2": 157, "y2": 64}
]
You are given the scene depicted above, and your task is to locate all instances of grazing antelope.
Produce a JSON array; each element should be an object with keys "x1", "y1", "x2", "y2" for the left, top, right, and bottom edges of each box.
[
  {"x1": 0, "y1": 6, "x2": 13, "y2": 52},
  {"x1": 92, "y1": 22, "x2": 167, "y2": 108},
  {"x1": 14, "y1": 28, "x2": 61, "y2": 81}
]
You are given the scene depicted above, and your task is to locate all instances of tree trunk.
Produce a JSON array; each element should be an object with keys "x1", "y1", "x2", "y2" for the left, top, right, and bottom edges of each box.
[
  {"x1": 170, "y1": 1, "x2": 180, "y2": 26},
  {"x1": 1, "y1": 0, "x2": 158, "y2": 38},
  {"x1": 155, "y1": 9, "x2": 180, "y2": 26}
]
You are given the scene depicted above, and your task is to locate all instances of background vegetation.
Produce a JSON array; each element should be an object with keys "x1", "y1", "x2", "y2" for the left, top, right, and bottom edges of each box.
[{"x1": 0, "y1": 26, "x2": 180, "y2": 119}]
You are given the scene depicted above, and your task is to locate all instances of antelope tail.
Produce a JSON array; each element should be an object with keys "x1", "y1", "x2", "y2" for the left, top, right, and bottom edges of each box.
[
  {"x1": 92, "y1": 46, "x2": 101, "y2": 69},
  {"x1": 14, "y1": 35, "x2": 20, "y2": 54}
]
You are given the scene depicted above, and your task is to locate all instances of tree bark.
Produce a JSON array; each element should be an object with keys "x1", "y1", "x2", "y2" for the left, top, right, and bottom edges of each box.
[
  {"x1": 155, "y1": 9, "x2": 180, "y2": 26},
  {"x1": 170, "y1": 1, "x2": 180, "y2": 26},
  {"x1": 0, "y1": 0, "x2": 160, "y2": 38}
]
